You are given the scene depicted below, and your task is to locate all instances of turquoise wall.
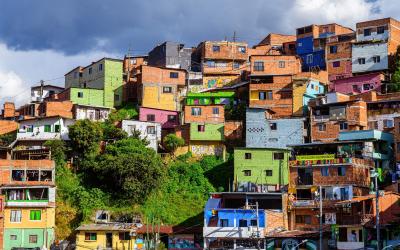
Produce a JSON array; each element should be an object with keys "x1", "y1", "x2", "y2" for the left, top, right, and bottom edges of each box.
[{"x1": 4, "y1": 228, "x2": 54, "y2": 250}]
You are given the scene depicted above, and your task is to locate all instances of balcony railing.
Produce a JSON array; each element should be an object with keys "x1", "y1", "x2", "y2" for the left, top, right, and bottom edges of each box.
[
  {"x1": 297, "y1": 176, "x2": 313, "y2": 185},
  {"x1": 290, "y1": 156, "x2": 374, "y2": 167},
  {"x1": 336, "y1": 214, "x2": 374, "y2": 225},
  {"x1": 203, "y1": 226, "x2": 264, "y2": 239}
]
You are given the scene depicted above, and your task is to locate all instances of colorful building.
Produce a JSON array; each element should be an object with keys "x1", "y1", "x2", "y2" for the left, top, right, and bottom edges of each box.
[
  {"x1": 139, "y1": 107, "x2": 180, "y2": 129},
  {"x1": 189, "y1": 123, "x2": 225, "y2": 158},
  {"x1": 330, "y1": 72, "x2": 384, "y2": 95},
  {"x1": 123, "y1": 55, "x2": 148, "y2": 103},
  {"x1": 326, "y1": 32, "x2": 355, "y2": 82},
  {"x1": 121, "y1": 120, "x2": 162, "y2": 151},
  {"x1": 185, "y1": 91, "x2": 235, "y2": 106},
  {"x1": 234, "y1": 148, "x2": 289, "y2": 192}
]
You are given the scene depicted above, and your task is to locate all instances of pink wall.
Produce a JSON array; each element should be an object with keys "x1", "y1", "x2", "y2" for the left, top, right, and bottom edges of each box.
[
  {"x1": 330, "y1": 73, "x2": 383, "y2": 94},
  {"x1": 139, "y1": 107, "x2": 180, "y2": 129}
]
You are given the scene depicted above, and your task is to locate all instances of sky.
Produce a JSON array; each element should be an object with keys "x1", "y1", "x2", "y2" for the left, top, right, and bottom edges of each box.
[{"x1": 0, "y1": 0, "x2": 399, "y2": 105}]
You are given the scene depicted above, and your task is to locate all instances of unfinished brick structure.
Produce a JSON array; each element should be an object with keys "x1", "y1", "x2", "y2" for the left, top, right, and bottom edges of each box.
[
  {"x1": 38, "y1": 101, "x2": 74, "y2": 118},
  {"x1": 1, "y1": 103, "x2": 15, "y2": 119},
  {"x1": 123, "y1": 55, "x2": 148, "y2": 103},
  {"x1": 326, "y1": 32, "x2": 355, "y2": 82},
  {"x1": 253, "y1": 33, "x2": 296, "y2": 56},
  {"x1": 184, "y1": 105, "x2": 225, "y2": 124},
  {"x1": 0, "y1": 121, "x2": 18, "y2": 136}
]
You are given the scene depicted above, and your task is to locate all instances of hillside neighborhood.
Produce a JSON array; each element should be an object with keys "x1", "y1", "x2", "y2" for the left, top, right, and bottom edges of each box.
[{"x1": 2, "y1": 17, "x2": 400, "y2": 250}]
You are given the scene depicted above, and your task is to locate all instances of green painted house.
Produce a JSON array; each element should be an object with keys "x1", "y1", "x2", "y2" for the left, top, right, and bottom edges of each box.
[
  {"x1": 4, "y1": 228, "x2": 54, "y2": 250},
  {"x1": 186, "y1": 91, "x2": 235, "y2": 106},
  {"x1": 64, "y1": 58, "x2": 123, "y2": 108},
  {"x1": 234, "y1": 148, "x2": 289, "y2": 192},
  {"x1": 190, "y1": 123, "x2": 224, "y2": 141}
]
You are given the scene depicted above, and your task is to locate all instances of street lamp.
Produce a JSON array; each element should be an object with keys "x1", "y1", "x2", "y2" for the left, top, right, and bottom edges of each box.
[{"x1": 291, "y1": 239, "x2": 308, "y2": 250}]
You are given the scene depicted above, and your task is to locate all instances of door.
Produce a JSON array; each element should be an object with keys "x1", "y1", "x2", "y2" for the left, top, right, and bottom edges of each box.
[{"x1": 106, "y1": 232, "x2": 113, "y2": 248}]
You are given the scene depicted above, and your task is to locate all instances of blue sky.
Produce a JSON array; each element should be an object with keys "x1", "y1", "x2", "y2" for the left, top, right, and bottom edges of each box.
[{"x1": 0, "y1": 0, "x2": 398, "y2": 105}]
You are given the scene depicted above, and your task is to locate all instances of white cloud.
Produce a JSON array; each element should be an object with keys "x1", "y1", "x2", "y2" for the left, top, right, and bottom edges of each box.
[{"x1": 0, "y1": 43, "x2": 118, "y2": 107}]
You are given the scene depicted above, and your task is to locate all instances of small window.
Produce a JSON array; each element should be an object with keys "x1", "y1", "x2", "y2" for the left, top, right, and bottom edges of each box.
[
  {"x1": 119, "y1": 232, "x2": 130, "y2": 241},
  {"x1": 363, "y1": 83, "x2": 371, "y2": 91},
  {"x1": 54, "y1": 125, "x2": 61, "y2": 133},
  {"x1": 254, "y1": 61, "x2": 264, "y2": 71},
  {"x1": 239, "y1": 219, "x2": 247, "y2": 227},
  {"x1": 339, "y1": 122, "x2": 348, "y2": 131},
  {"x1": 130, "y1": 59, "x2": 137, "y2": 65},
  {"x1": 245, "y1": 153, "x2": 252, "y2": 159},
  {"x1": 29, "y1": 235, "x2": 38, "y2": 244},
  {"x1": 329, "y1": 45, "x2": 338, "y2": 54},
  {"x1": 332, "y1": 61, "x2": 340, "y2": 68},
  {"x1": 85, "y1": 233, "x2": 97, "y2": 241},
  {"x1": 73, "y1": 72, "x2": 78, "y2": 79},
  {"x1": 30, "y1": 210, "x2": 41, "y2": 221},
  {"x1": 10, "y1": 235, "x2": 17, "y2": 240},
  {"x1": 197, "y1": 125, "x2": 205, "y2": 132},
  {"x1": 10, "y1": 210, "x2": 21, "y2": 222},
  {"x1": 147, "y1": 126, "x2": 156, "y2": 135},
  {"x1": 212, "y1": 45, "x2": 220, "y2": 52},
  {"x1": 243, "y1": 170, "x2": 251, "y2": 176},
  {"x1": 26, "y1": 125, "x2": 34, "y2": 133},
  {"x1": 163, "y1": 86, "x2": 173, "y2": 93},
  {"x1": 318, "y1": 123, "x2": 326, "y2": 131},
  {"x1": 373, "y1": 56, "x2": 380, "y2": 63},
  {"x1": 296, "y1": 215, "x2": 311, "y2": 224},
  {"x1": 88, "y1": 68, "x2": 92, "y2": 75},
  {"x1": 270, "y1": 123, "x2": 277, "y2": 130},
  {"x1": 233, "y1": 62, "x2": 240, "y2": 69},
  {"x1": 377, "y1": 26, "x2": 385, "y2": 34},
  {"x1": 238, "y1": 46, "x2": 246, "y2": 53},
  {"x1": 170, "y1": 72, "x2": 179, "y2": 78},
  {"x1": 212, "y1": 107, "x2": 219, "y2": 115},
  {"x1": 44, "y1": 125, "x2": 52, "y2": 133},
  {"x1": 191, "y1": 107, "x2": 202, "y2": 116},
  {"x1": 207, "y1": 60, "x2": 216, "y2": 67},
  {"x1": 250, "y1": 219, "x2": 257, "y2": 226},
  {"x1": 265, "y1": 91, "x2": 273, "y2": 100},
  {"x1": 220, "y1": 219, "x2": 229, "y2": 227},
  {"x1": 306, "y1": 54, "x2": 313, "y2": 64},
  {"x1": 358, "y1": 58, "x2": 366, "y2": 64},
  {"x1": 265, "y1": 170, "x2": 273, "y2": 176},
  {"x1": 147, "y1": 114, "x2": 155, "y2": 122},
  {"x1": 352, "y1": 85, "x2": 359, "y2": 92},
  {"x1": 321, "y1": 166, "x2": 329, "y2": 176},
  {"x1": 383, "y1": 119, "x2": 394, "y2": 128},
  {"x1": 259, "y1": 91, "x2": 266, "y2": 100},
  {"x1": 273, "y1": 152, "x2": 284, "y2": 160},
  {"x1": 364, "y1": 28, "x2": 371, "y2": 36},
  {"x1": 77, "y1": 92, "x2": 84, "y2": 98},
  {"x1": 167, "y1": 115, "x2": 176, "y2": 122},
  {"x1": 279, "y1": 61, "x2": 285, "y2": 68},
  {"x1": 98, "y1": 63, "x2": 103, "y2": 71},
  {"x1": 337, "y1": 166, "x2": 346, "y2": 176}
]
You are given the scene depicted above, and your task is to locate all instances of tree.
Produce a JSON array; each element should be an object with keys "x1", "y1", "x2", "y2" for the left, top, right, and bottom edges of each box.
[
  {"x1": 163, "y1": 134, "x2": 185, "y2": 154},
  {"x1": 43, "y1": 140, "x2": 66, "y2": 167},
  {"x1": 0, "y1": 131, "x2": 16, "y2": 146},
  {"x1": 390, "y1": 46, "x2": 400, "y2": 92},
  {"x1": 101, "y1": 121, "x2": 128, "y2": 141},
  {"x1": 108, "y1": 103, "x2": 138, "y2": 123},
  {"x1": 68, "y1": 119, "x2": 103, "y2": 159}
]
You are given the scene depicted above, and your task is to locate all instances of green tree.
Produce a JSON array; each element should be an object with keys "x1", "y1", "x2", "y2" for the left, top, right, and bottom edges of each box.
[
  {"x1": 0, "y1": 131, "x2": 16, "y2": 146},
  {"x1": 163, "y1": 134, "x2": 185, "y2": 154},
  {"x1": 68, "y1": 119, "x2": 103, "y2": 159},
  {"x1": 43, "y1": 140, "x2": 66, "y2": 167},
  {"x1": 101, "y1": 121, "x2": 128, "y2": 141},
  {"x1": 108, "y1": 103, "x2": 138, "y2": 123},
  {"x1": 390, "y1": 45, "x2": 400, "y2": 92}
]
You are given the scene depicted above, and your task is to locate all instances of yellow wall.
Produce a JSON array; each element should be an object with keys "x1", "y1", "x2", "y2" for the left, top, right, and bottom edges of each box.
[
  {"x1": 76, "y1": 231, "x2": 135, "y2": 250},
  {"x1": 4, "y1": 207, "x2": 55, "y2": 229},
  {"x1": 292, "y1": 80, "x2": 308, "y2": 116},
  {"x1": 142, "y1": 85, "x2": 177, "y2": 111}
]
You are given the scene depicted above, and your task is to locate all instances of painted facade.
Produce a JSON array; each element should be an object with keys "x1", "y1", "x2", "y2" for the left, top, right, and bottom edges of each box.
[
  {"x1": 186, "y1": 92, "x2": 235, "y2": 106},
  {"x1": 139, "y1": 107, "x2": 179, "y2": 129},
  {"x1": 75, "y1": 228, "x2": 135, "y2": 250},
  {"x1": 189, "y1": 123, "x2": 224, "y2": 141},
  {"x1": 246, "y1": 108, "x2": 305, "y2": 149},
  {"x1": 234, "y1": 148, "x2": 289, "y2": 192},
  {"x1": 189, "y1": 141, "x2": 225, "y2": 158},
  {"x1": 121, "y1": 120, "x2": 162, "y2": 151},
  {"x1": 31, "y1": 85, "x2": 64, "y2": 103},
  {"x1": 184, "y1": 105, "x2": 224, "y2": 124},
  {"x1": 326, "y1": 33, "x2": 355, "y2": 82},
  {"x1": 250, "y1": 55, "x2": 301, "y2": 76},
  {"x1": 74, "y1": 104, "x2": 112, "y2": 122},
  {"x1": 331, "y1": 72, "x2": 383, "y2": 94},
  {"x1": 352, "y1": 42, "x2": 389, "y2": 73}
]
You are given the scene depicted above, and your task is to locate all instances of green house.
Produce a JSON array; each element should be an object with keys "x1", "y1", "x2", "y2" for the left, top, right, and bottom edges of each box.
[
  {"x1": 234, "y1": 148, "x2": 289, "y2": 192},
  {"x1": 190, "y1": 123, "x2": 224, "y2": 141},
  {"x1": 186, "y1": 91, "x2": 235, "y2": 106}
]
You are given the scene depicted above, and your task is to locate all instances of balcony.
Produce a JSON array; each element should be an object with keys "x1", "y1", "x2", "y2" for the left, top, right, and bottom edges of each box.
[
  {"x1": 203, "y1": 226, "x2": 264, "y2": 239},
  {"x1": 338, "y1": 130, "x2": 393, "y2": 143},
  {"x1": 290, "y1": 156, "x2": 373, "y2": 167},
  {"x1": 17, "y1": 131, "x2": 69, "y2": 141},
  {"x1": 6, "y1": 199, "x2": 50, "y2": 207},
  {"x1": 336, "y1": 214, "x2": 374, "y2": 225},
  {"x1": 336, "y1": 241, "x2": 364, "y2": 250}
]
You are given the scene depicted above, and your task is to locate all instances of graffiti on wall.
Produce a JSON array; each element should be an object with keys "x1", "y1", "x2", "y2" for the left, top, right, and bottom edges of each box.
[{"x1": 190, "y1": 144, "x2": 224, "y2": 157}]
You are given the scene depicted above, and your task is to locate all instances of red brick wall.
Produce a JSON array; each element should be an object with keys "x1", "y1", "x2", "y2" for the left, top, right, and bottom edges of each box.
[
  {"x1": 42, "y1": 101, "x2": 74, "y2": 118},
  {"x1": 250, "y1": 55, "x2": 301, "y2": 76},
  {"x1": 184, "y1": 105, "x2": 224, "y2": 124},
  {"x1": 2, "y1": 102, "x2": 15, "y2": 118},
  {"x1": 0, "y1": 121, "x2": 18, "y2": 136},
  {"x1": 224, "y1": 121, "x2": 243, "y2": 141},
  {"x1": 140, "y1": 65, "x2": 186, "y2": 85},
  {"x1": 200, "y1": 41, "x2": 248, "y2": 61}
]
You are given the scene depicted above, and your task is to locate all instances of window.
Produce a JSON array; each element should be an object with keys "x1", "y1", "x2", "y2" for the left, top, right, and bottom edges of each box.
[
  {"x1": 163, "y1": 86, "x2": 172, "y2": 93},
  {"x1": 332, "y1": 61, "x2": 340, "y2": 68},
  {"x1": 26, "y1": 125, "x2": 34, "y2": 133},
  {"x1": 85, "y1": 233, "x2": 97, "y2": 241},
  {"x1": 54, "y1": 125, "x2": 61, "y2": 133},
  {"x1": 337, "y1": 166, "x2": 346, "y2": 176},
  {"x1": 245, "y1": 153, "x2": 252, "y2": 159},
  {"x1": 197, "y1": 125, "x2": 205, "y2": 132},
  {"x1": 238, "y1": 46, "x2": 246, "y2": 53},
  {"x1": 98, "y1": 63, "x2": 103, "y2": 71},
  {"x1": 318, "y1": 123, "x2": 326, "y2": 131},
  {"x1": 279, "y1": 61, "x2": 285, "y2": 68},
  {"x1": 358, "y1": 58, "x2": 366, "y2": 64},
  {"x1": 220, "y1": 219, "x2": 229, "y2": 227},
  {"x1": 29, "y1": 235, "x2": 38, "y2": 244},
  {"x1": 273, "y1": 152, "x2": 284, "y2": 160},
  {"x1": 383, "y1": 119, "x2": 394, "y2": 128},
  {"x1": 250, "y1": 219, "x2": 257, "y2": 226},
  {"x1": 167, "y1": 115, "x2": 177, "y2": 122},
  {"x1": 147, "y1": 126, "x2": 156, "y2": 135},
  {"x1": 364, "y1": 28, "x2": 371, "y2": 36},
  {"x1": 329, "y1": 45, "x2": 338, "y2": 54},
  {"x1": 363, "y1": 83, "x2": 371, "y2": 91},
  {"x1": 119, "y1": 232, "x2": 130, "y2": 240},
  {"x1": 10, "y1": 235, "x2": 17, "y2": 240},
  {"x1": 296, "y1": 215, "x2": 311, "y2": 224},
  {"x1": 147, "y1": 114, "x2": 155, "y2": 122},
  {"x1": 280, "y1": 91, "x2": 292, "y2": 99},
  {"x1": 207, "y1": 60, "x2": 216, "y2": 67},
  {"x1": 30, "y1": 210, "x2": 41, "y2": 221},
  {"x1": 88, "y1": 67, "x2": 92, "y2": 74},
  {"x1": 73, "y1": 72, "x2": 78, "y2": 79},
  {"x1": 233, "y1": 62, "x2": 240, "y2": 69},
  {"x1": 239, "y1": 219, "x2": 248, "y2": 227},
  {"x1": 265, "y1": 170, "x2": 273, "y2": 176},
  {"x1": 377, "y1": 26, "x2": 385, "y2": 34},
  {"x1": 339, "y1": 122, "x2": 348, "y2": 130},
  {"x1": 170, "y1": 72, "x2": 179, "y2": 78},
  {"x1": 321, "y1": 167, "x2": 329, "y2": 176},
  {"x1": 253, "y1": 61, "x2": 264, "y2": 71},
  {"x1": 352, "y1": 85, "x2": 359, "y2": 92},
  {"x1": 130, "y1": 59, "x2": 137, "y2": 65},
  {"x1": 270, "y1": 123, "x2": 277, "y2": 130},
  {"x1": 373, "y1": 56, "x2": 380, "y2": 63},
  {"x1": 114, "y1": 94, "x2": 120, "y2": 102},
  {"x1": 191, "y1": 107, "x2": 202, "y2": 116},
  {"x1": 77, "y1": 92, "x2": 83, "y2": 98},
  {"x1": 259, "y1": 91, "x2": 273, "y2": 100},
  {"x1": 306, "y1": 54, "x2": 313, "y2": 64},
  {"x1": 10, "y1": 210, "x2": 21, "y2": 222},
  {"x1": 243, "y1": 170, "x2": 251, "y2": 176},
  {"x1": 212, "y1": 107, "x2": 219, "y2": 115},
  {"x1": 44, "y1": 125, "x2": 52, "y2": 133},
  {"x1": 212, "y1": 45, "x2": 220, "y2": 52}
]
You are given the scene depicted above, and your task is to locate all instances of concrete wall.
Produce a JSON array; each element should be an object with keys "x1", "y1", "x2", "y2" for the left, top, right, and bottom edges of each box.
[
  {"x1": 75, "y1": 105, "x2": 111, "y2": 122},
  {"x1": 331, "y1": 73, "x2": 382, "y2": 94},
  {"x1": 139, "y1": 107, "x2": 179, "y2": 129},
  {"x1": 148, "y1": 42, "x2": 192, "y2": 70},
  {"x1": 189, "y1": 141, "x2": 225, "y2": 158},
  {"x1": 17, "y1": 117, "x2": 75, "y2": 141},
  {"x1": 352, "y1": 42, "x2": 388, "y2": 73},
  {"x1": 189, "y1": 123, "x2": 224, "y2": 141},
  {"x1": 76, "y1": 230, "x2": 135, "y2": 250},
  {"x1": 4, "y1": 228, "x2": 54, "y2": 250},
  {"x1": 69, "y1": 88, "x2": 106, "y2": 107},
  {"x1": 121, "y1": 120, "x2": 161, "y2": 151}
]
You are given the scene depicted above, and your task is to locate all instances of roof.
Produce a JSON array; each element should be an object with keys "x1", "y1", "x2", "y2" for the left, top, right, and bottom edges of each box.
[
  {"x1": 125, "y1": 55, "x2": 148, "y2": 59},
  {"x1": 31, "y1": 84, "x2": 64, "y2": 90},
  {"x1": 288, "y1": 140, "x2": 363, "y2": 147},
  {"x1": 200, "y1": 81, "x2": 249, "y2": 92},
  {"x1": 234, "y1": 147, "x2": 290, "y2": 151},
  {"x1": 186, "y1": 91, "x2": 235, "y2": 98},
  {"x1": 19, "y1": 115, "x2": 74, "y2": 122},
  {"x1": 139, "y1": 106, "x2": 180, "y2": 113},
  {"x1": 76, "y1": 223, "x2": 140, "y2": 232},
  {"x1": 64, "y1": 66, "x2": 83, "y2": 76},
  {"x1": 82, "y1": 57, "x2": 123, "y2": 70}
]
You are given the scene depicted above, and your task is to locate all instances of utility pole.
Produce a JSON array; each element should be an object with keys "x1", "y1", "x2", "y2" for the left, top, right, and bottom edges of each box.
[
  {"x1": 233, "y1": 31, "x2": 237, "y2": 42},
  {"x1": 319, "y1": 185, "x2": 323, "y2": 250},
  {"x1": 40, "y1": 80, "x2": 44, "y2": 102},
  {"x1": 375, "y1": 174, "x2": 381, "y2": 250},
  {"x1": 256, "y1": 201, "x2": 260, "y2": 250}
]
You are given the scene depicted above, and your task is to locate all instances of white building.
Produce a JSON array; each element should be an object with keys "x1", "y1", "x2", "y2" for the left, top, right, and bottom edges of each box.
[
  {"x1": 17, "y1": 116, "x2": 75, "y2": 142},
  {"x1": 121, "y1": 120, "x2": 161, "y2": 151},
  {"x1": 74, "y1": 104, "x2": 112, "y2": 122},
  {"x1": 31, "y1": 84, "x2": 64, "y2": 103}
]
